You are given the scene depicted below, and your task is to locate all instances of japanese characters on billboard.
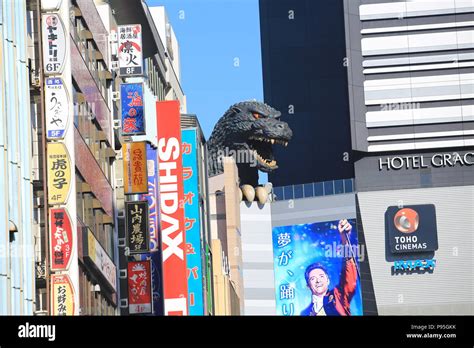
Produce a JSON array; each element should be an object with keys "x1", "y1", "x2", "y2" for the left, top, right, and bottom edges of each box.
[
  {"x1": 118, "y1": 24, "x2": 143, "y2": 76},
  {"x1": 139, "y1": 145, "x2": 164, "y2": 315},
  {"x1": 51, "y1": 274, "x2": 75, "y2": 316},
  {"x1": 182, "y1": 129, "x2": 204, "y2": 315},
  {"x1": 49, "y1": 208, "x2": 73, "y2": 271},
  {"x1": 272, "y1": 219, "x2": 363, "y2": 316},
  {"x1": 156, "y1": 100, "x2": 188, "y2": 315},
  {"x1": 125, "y1": 201, "x2": 149, "y2": 254},
  {"x1": 121, "y1": 83, "x2": 145, "y2": 135},
  {"x1": 123, "y1": 141, "x2": 148, "y2": 194},
  {"x1": 42, "y1": 13, "x2": 66, "y2": 75},
  {"x1": 128, "y1": 260, "x2": 153, "y2": 314},
  {"x1": 47, "y1": 142, "x2": 71, "y2": 205},
  {"x1": 45, "y1": 78, "x2": 69, "y2": 140}
]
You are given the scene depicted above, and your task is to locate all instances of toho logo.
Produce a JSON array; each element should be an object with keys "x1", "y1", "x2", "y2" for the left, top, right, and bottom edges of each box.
[{"x1": 393, "y1": 208, "x2": 419, "y2": 233}]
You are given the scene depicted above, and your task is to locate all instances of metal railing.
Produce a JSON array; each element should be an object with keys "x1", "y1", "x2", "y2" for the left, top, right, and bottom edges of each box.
[{"x1": 272, "y1": 178, "x2": 355, "y2": 201}]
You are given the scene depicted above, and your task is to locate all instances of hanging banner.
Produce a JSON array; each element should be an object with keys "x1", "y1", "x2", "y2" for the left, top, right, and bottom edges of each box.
[
  {"x1": 47, "y1": 142, "x2": 71, "y2": 205},
  {"x1": 156, "y1": 100, "x2": 188, "y2": 315},
  {"x1": 42, "y1": 13, "x2": 66, "y2": 75},
  {"x1": 123, "y1": 141, "x2": 148, "y2": 194},
  {"x1": 125, "y1": 201, "x2": 150, "y2": 254},
  {"x1": 121, "y1": 83, "x2": 145, "y2": 135},
  {"x1": 118, "y1": 24, "x2": 143, "y2": 76},
  {"x1": 51, "y1": 274, "x2": 75, "y2": 316},
  {"x1": 49, "y1": 208, "x2": 73, "y2": 271},
  {"x1": 182, "y1": 129, "x2": 204, "y2": 315},
  {"x1": 45, "y1": 77, "x2": 69, "y2": 140},
  {"x1": 128, "y1": 260, "x2": 153, "y2": 314}
]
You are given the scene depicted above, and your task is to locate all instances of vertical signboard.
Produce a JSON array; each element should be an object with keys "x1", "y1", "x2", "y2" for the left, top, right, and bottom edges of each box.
[
  {"x1": 125, "y1": 201, "x2": 150, "y2": 254},
  {"x1": 51, "y1": 274, "x2": 75, "y2": 316},
  {"x1": 128, "y1": 260, "x2": 153, "y2": 314},
  {"x1": 121, "y1": 83, "x2": 145, "y2": 135},
  {"x1": 156, "y1": 100, "x2": 188, "y2": 315},
  {"x1": 182, "y1": 129, "x2": 204, "y2": 315},
  {"x1": 47, "y1": 142, "x2": 71, "y2": 205},
  {"x1": 45, "y1": 77, "x2": 69, "y2": 140},
  {"x1": 272, "y1": 219, "x2": 363, "y2": 316},
  {"x1": 42, "y1": 13, "x2": 66, "y2": 75},
  {"x1": 49, "y1": 208, "x2": 73, "y2": 271},
  {"x1": 118, "y1": 24, "x2": 143, "y2": 76},
  {"x1": 123, "y1": 141, "x2": 148, "y2": 194},
  {"x1": 139, "y1": 145, "x2": 164, "y2": 315},
  {"x1": 85, "y1": 229, "x2": 117, "y2": 291}
]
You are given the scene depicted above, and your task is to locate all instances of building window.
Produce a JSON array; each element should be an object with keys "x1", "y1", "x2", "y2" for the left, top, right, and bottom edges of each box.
[{"x1": 334, "y1": 180, "x2": 344, "y2": 194}]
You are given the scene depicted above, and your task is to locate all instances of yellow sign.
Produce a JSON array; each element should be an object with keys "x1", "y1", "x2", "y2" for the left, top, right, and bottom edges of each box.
[
  {"x1": 51, "y1": 274, "x2": 75, "y2": 315},
  {"x1": 123, "y1": 141, "x2": 147, "y2": 194},
  {"x1": 47, "y1": 142, "x2": 71, "y2": 205}
]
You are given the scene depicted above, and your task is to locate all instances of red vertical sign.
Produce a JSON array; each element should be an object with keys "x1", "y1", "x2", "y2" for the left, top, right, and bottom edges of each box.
[
  {"x1": 49, "y1": 208, "x2": 73, "y2": 271},
  {"x1": 156, "y1": 100, "x2": 188, "y2": 315},
  {"x1": 127, "y1": 260, "x2": 152, "y2": 314}
]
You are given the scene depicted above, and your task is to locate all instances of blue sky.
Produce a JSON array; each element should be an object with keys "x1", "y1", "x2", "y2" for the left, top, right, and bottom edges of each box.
[{"x1": 146, "y1": 0, "x2": 263, "y2": 139}]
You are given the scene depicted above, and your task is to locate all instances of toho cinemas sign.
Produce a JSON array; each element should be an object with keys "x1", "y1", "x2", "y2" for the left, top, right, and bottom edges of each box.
[{"x1": 378, "y1": 151, "x2": 474, "y2": 171}]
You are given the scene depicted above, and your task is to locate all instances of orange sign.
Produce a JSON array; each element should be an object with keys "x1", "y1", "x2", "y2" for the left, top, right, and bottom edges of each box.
[
  {"x1": 123, "y1": 141, "x2": 148, "y2": 194},
  {"x1": 51, "y1": 274, "x2": 75, "y2": 316}
]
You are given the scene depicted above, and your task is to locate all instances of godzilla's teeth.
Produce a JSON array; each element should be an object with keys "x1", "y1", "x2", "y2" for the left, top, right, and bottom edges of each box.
[
  {"x1": 271, "y1": 139, "x2": 275, "y2": 144},
  {"x1": 285, "y1": 142, "x2": 288, "y2": 146}
]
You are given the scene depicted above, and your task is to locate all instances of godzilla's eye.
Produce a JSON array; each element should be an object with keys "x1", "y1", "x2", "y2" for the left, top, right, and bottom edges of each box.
[{"x1": 253, "y1": 113, "x2": 261, "y2": 119}]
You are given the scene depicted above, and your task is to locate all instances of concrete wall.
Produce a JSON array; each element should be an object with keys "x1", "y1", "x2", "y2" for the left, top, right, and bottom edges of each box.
[{"x1": 240, "y1": 202, "x2": 276, "y2": 315}]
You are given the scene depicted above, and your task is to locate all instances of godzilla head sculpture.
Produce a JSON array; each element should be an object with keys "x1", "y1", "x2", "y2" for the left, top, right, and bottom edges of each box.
[{"x1": 207, "y1": 101, "x2": 293, "y2": 190}]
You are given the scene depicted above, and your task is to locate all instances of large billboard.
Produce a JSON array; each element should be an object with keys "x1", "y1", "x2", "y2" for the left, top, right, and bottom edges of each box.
[
  {"x1": 120, "y1": 83, "x2": 145, "y2": 135},
  {"x1": 156, "y1": 100, "x2": 188, "y2": 315},
  {"x1": 272, "y1": 219, "x2": 363, "y2": 316},
  {"x1": 182, "y1": 129, "x2": 204, "y2": 315}
]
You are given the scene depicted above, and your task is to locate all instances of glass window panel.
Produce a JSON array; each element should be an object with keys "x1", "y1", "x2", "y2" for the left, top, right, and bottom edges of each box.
[
  {"x1": 314, "y1": 182, "x2": 324, "y2": 196},
  {"x1": 283, "y1": 185, "x2": 293, "y2": 200},
  {"x1": 334, "y1": 180, "x2": 344, "y2": 194},
  {"x1": 344, "y1": 179, "x2": 353, "y2": 193},
  {"x1": 294, "y1": 184, "x2": 304, "y2": 199},
  {"x1": 324, "y1": 181, "x2": 334, "y2": 195},
  {"x1": 303, "y1": 183, "x2": 314, "y2": 198},
  {"x1": 273, "y1": 187, "x2": 284, "y2": 201}
]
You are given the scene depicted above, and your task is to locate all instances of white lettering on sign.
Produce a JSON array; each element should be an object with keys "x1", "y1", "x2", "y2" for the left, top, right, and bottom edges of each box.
[
  {"x1": 379, "y1": 152, "x2": 474, "y2": 170},
  {"x1": 158, "y1": 138, "x2": 184, "y2": 261}
]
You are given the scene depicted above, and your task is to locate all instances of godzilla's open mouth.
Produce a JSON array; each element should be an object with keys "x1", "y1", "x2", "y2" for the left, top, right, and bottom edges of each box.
[{"x1": 248, "y1": 135, "x2": 288, "y2": 171}]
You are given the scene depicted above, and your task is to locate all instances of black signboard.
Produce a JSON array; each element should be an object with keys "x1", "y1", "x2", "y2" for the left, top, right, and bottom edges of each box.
[
  {"x1": 125, "y1": 201, "x2": 149, "y2": 254},
  {"x1": 385, "y1": 204, "x2": 438, "y2": 254}
]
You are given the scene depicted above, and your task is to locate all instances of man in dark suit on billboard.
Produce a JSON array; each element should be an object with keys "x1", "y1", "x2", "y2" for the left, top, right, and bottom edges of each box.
[{"x1": 300, "y1": 219, "x2": 358, "y2": 316}]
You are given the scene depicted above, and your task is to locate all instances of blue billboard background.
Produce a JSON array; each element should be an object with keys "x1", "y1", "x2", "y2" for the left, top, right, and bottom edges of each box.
[
  {"x1": 139, "y1": 144, "x2": 163, "y2": 315},
  {"x1": 272, "y1": 219, "x2": 363, "y2": 316},
  {"x1": 182, "y1": 129, "x2": 205, "y2": 315},
  {"x1": 121, "y1": 83, "x2": 145, "y2": 135}
]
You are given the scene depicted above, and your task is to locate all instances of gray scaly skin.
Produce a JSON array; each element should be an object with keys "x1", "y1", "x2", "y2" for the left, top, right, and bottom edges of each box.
[{"x1": 207, "y1": 101, "x2": 293, "y2": 187}]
